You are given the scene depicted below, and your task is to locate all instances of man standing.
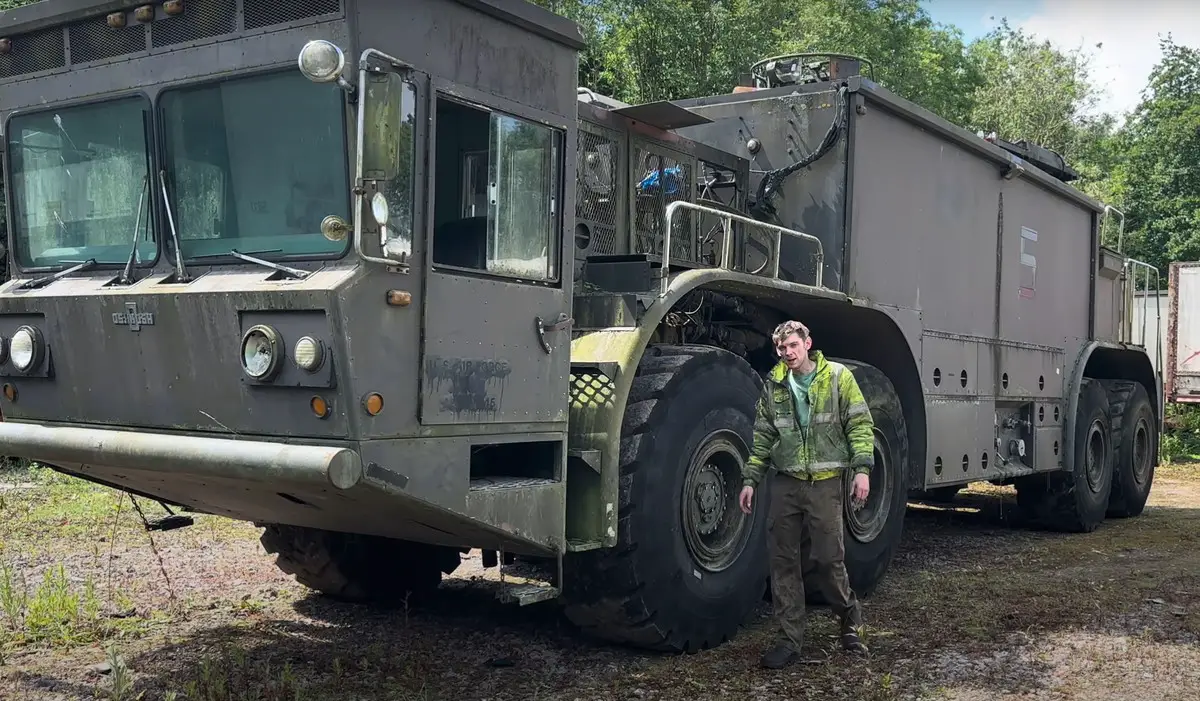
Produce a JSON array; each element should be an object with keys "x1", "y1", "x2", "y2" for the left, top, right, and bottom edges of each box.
[{"x1": 738, "y1": 319, "x2": 873, "y2": 668}]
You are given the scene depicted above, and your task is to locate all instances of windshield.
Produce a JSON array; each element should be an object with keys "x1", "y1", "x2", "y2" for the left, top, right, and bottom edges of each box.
[
  {"x1": 158, "y1": 70, "x2": 351, "y2": 261},
  {"x1": 6, "y1": 96, "x2": 155, "y2": 270}
]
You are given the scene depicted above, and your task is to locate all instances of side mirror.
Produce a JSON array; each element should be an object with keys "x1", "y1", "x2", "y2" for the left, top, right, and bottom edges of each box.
[
  {"x1": 297, "y1": 40, "x2": 356, "y2": 96},
  {"x1": 361, "y1": 71, "x2": 410, "y2": 183}
]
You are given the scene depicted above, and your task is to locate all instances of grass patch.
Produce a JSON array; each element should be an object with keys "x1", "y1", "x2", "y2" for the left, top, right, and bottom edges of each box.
[{"x1": 0, "y1": 561, "x2": 154, "y2": 661}]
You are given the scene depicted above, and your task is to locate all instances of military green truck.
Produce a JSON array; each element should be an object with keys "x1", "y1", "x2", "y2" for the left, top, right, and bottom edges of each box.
[{"x1": 0, "y1": 0, "x2": 1162, "y2": 653}]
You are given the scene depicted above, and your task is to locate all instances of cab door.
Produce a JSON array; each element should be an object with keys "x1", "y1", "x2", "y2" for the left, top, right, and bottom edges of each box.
[{"x1": 419, "y1": 83, "x2": 572, "y2": 426}]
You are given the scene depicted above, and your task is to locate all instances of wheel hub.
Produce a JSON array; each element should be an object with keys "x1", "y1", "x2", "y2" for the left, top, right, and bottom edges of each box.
[
  {"x1": 681, "y1": 430, "x2": 753, "y2": 573},
  {"x1": 1132, "y1": 418, "x2": 1151, "y2": 486},
  {"x1": 846, "y1": 427, "x2": 893, "y2": 544},
  {"x1": 692, "y1": 465, "x2": 726, "y2": 535},
  {"x1": 1084, "y1": 419, "x2": 1107, "y2": 492}
]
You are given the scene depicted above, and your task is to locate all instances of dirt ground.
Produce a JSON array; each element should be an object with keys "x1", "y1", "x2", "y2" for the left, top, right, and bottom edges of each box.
[{"x1": 1, "y1": 463, "x2": 1198, "y2": 701}]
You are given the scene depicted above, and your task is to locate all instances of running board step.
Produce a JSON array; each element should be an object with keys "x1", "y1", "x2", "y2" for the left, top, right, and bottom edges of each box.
[
  {"x1": 469, "y1": 477, "x2": 558, "y2": 491},
  {"x1": 496, "y1": 582, "x2": 560, "y2": 606}
]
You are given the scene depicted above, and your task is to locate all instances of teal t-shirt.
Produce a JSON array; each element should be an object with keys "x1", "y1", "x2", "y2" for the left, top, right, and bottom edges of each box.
[{"x1": 786, "y1": 367, "x2": 817, "y2": 427}]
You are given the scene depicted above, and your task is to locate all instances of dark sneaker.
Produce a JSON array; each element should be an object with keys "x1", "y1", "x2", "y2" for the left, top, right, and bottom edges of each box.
[
  {"x1": 760, "y1": 643, "x2": 800, "y2": 669},
  {"x1": 841, "y1": 627, "x2": 869, "y2": 654}
]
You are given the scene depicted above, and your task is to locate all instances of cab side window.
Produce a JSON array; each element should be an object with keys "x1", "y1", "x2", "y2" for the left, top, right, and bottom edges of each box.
[{"x1": 431, "y1": 96, "x2": 561, "y2": 282}]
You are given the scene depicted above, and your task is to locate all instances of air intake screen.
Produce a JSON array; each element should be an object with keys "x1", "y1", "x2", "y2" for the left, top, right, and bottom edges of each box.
[
  {"x1": 243, "y1": 0, "x2": 341, "y2": 30},
  {"x1": 69, "y1": 17, "x2": 146, "y2": 63},
  {"x1": 152, "y1": 0, "x2": 237, "y2": 48},
  {"x1": 0, "y1": 27, "x2": 66, "y2": 79}
]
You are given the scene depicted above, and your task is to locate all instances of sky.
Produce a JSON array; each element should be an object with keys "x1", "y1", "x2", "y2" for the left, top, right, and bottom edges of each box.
[{"x1": 921, "y1": 0, "x2": 1200, "y2": 120}]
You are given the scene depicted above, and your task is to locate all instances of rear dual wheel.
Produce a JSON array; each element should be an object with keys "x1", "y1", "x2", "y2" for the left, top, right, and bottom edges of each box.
[{"x1": 1016, "y1": 378, "x2": 1157, "y2": 531}]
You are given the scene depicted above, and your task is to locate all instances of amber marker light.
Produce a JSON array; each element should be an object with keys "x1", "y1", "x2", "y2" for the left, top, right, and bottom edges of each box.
[
  {"x1": 310, "y1": 395, "x2": 330, "y2": 419},
  {"x1": 2, "y1": 384, "x2": 16, "y2": 402},
  {"x1": 363, "y1": 393, "x2": 384, "y2": 416},
  {"x1": 386, "y1": 290, "x2": 412, "y2": 307}
]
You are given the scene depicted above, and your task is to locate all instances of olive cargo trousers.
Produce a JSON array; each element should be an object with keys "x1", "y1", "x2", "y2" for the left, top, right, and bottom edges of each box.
[{"x1": 767, "y1": 472, "x2": 863, "y2": 651}]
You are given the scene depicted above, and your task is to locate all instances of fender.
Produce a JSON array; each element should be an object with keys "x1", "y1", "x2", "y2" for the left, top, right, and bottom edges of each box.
[
  {"x1": 568, "y1": 267, "x2": 916, "y2": 547},
  {"x1": 1066, "y1": 340, "x2": 1162, "y2": 473}
]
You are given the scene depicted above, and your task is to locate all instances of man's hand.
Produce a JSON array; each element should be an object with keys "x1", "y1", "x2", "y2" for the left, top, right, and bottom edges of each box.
[
  {"x1": 851, "y1": 473, "x2": 870, "y2": 506},
  {"x1": 739, "y1": 485, "x2": 754, "y2": 514}
]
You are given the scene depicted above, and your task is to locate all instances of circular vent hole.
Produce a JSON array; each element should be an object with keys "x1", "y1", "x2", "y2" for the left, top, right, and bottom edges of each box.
[
  {"x1": 960, "y1": 370, "x2": 968, "y2": 388},
  {"x1": 982, "y1": 452, "x2": 989, "y2": 470},
  {"x1": 933, "y1": 368, "x2": 942, "y2": 386},
  {"x1": 1039, "y1": 375, "x2": 1045, "y2": 390},
  {"x1": 574, "y1": 223, "x2": 592, "y2": 250},
  {"x1": 962, "y1": 454, "x2": 969, "y2": 472},
  {"x1": 934, "y1": 457, "x2": 943, "y2": 476},
  {"x1": 1038, "y1": 406, "x2": 1045, "y2": 422},
  {"x1": 1053, "y1": 441, "x2": 1060, "y2": 455},
  {"x1": 1002, "y1": 373, "x2": 1009, "y2": 389}
]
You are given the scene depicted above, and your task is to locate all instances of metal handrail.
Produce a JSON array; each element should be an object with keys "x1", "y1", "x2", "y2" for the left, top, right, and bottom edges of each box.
[
  {"x1": 1104, "y1": 204, "x2": 1127, "y2": 252},
  {"x1": 1124, "y1": 257, "x2": 1162, "y2": 378},
  {"x1": 661, "y1": 200, "x2": 825, "y2": 296}
]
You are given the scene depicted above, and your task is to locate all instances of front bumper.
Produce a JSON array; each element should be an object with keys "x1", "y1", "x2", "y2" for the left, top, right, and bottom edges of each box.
[{"x1": 0, "y1": 421, "x2": 363, "y2": 490}]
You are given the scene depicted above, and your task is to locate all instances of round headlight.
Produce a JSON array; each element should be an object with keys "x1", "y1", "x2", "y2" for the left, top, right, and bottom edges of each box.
[
  {"x1": 240, "y1": 325, "x2": 283, "y2": 380},
  {"x1": 294, "y1": 336, "x2": 324, "y2": 372},
  {"x1": 371, "y1": 192, "x2": 389, "y2": 228},
  {"x1": 10, "y1": 326, "x2": 41, "y2": 372},
  {"x1": 297, "y1": 40, "x2": 345, "y2": 84}
]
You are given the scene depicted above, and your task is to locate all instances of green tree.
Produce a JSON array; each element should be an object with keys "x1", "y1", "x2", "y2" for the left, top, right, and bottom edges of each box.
[
  {"x1": 965, "y1": 20, "x2": 1104, "y2": 158},
  {"x1": 1108, "y1": 37, "x2": 1200, "y2": 274}
]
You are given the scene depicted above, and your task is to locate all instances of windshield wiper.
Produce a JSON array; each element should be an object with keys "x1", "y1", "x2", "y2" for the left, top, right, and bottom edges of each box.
[
  {"x1": 190, "y1": 248, "x2": 311, "y2": 280},
  {"x1": 18, "y1": 258, "x2": 98, "y2": 290},
  {"x1": 158, "y1": 169, "x2": 191, "y2": 283},
  {"x1": 117, "y1": 174, "x2": 150, "y2": 285}
]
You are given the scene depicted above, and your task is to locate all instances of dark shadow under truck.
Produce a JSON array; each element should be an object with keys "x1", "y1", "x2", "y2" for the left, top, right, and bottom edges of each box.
[{"x1": 0, "y1": 0, "x2": 1161, "y2": 653}]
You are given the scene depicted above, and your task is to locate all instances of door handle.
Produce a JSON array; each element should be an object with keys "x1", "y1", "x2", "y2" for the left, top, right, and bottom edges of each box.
[{"x1": 535, "y1": 313, "x2": 573, "y2": 354}]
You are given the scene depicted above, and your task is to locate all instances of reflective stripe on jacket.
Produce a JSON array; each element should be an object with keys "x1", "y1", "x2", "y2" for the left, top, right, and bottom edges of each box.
[{"x1": 743, "y1": 351, "x2": 875, "y2": 486}]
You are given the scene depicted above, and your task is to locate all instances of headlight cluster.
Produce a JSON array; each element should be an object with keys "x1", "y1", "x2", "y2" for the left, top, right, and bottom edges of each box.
[
  {"x1": 238, "y1": 325, "x2": 326, "y2": 380},
  {"x1": 4, "y1": 326, "x2": 44, "y2": 374}
]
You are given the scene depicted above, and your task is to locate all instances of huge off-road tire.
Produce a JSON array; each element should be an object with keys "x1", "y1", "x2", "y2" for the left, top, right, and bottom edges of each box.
[
  {"x1": 804, "y1": 360, "x2": 910, "y2": 604},
  {"x1": 259, "y1": 524, "x2": 462, "y2": 603},
  {"x1": 561, "y1": 344, "x2": 770, "y2": 652},
  {"x1": 1016, "y1": 378, "x2": 1113, "y2": 532},
  {"x1": 1104, "y1": 380, "x2": 1157, "y2": 518}
]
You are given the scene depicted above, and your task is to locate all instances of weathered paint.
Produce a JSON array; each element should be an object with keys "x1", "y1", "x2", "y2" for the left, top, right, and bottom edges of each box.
[
  {"x1": 0, "y1": 0, "x2": 583, "y2": 556},
  {"x1": 0, "y1": 0, "x2": 1163, "y2": 560}
]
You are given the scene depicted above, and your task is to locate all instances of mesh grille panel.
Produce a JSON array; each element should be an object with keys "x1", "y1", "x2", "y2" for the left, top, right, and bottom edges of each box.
[
  {"x1": 631, "y1": 145, "x2": 694, "y2": 261},
  {"x1": 152, "y1": 0, "x2": 236, "y2": 48},
  {"x1": 0, "y1": 27, "x2": 66, "y2": 79},
  {"x1": 243, "y1": 0, "x2": 341, "y2": 30},
  {"x1": 576, "y1": 129, "x2": 620, "y2": 255},
  {"x1": 570, "y1": 372, "x2": 616, "y2": 410},
  {"x1": 69, "y1": 17, "x2": 146, "y2": 64}
]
